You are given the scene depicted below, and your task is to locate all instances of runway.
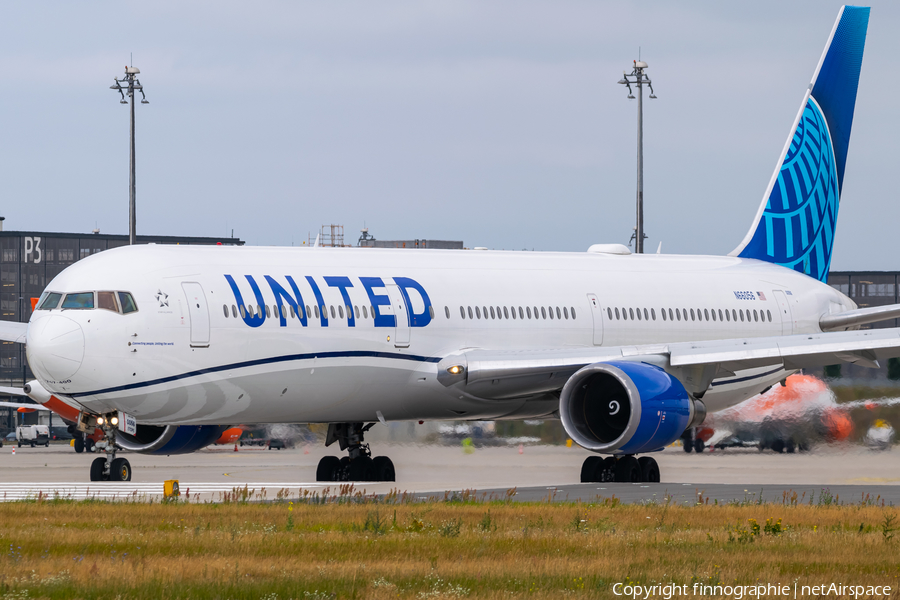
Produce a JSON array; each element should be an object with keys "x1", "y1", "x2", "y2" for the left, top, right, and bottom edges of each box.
[{"x1": 0, "y1": 441, "x2": 896, "y2": 503}]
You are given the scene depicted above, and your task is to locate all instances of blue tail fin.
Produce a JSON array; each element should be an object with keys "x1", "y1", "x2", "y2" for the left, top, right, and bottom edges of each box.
[{"x1": 731, "y1": 6, "x2": 869, "y2": 282}]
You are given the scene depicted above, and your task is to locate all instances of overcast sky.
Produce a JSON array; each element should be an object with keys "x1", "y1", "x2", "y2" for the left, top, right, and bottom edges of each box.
[{"x1": 1, "y1": 1, "x2": 898, "y2": 269}]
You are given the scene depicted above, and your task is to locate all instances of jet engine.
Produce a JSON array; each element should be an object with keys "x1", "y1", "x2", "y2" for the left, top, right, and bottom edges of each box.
[
  {"x1": 559, "y1": 360, "x2": 703, "y2": 454},
  {"x1": 116, "y1": 424, "x2": 227, "y2": 455}
]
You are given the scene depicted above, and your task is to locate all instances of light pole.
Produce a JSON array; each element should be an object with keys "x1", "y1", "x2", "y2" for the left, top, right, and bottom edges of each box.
[
  {"x1": 110, "y1": 66, "x2": 149, "y2": 246},
  {"x1": 618, "y1": 59, "x2": 656, "y2": 253}
]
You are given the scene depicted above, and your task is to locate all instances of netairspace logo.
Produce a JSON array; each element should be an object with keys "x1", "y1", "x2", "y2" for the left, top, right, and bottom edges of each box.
[{"x1": 612, "y1": 582, "x2": 893, "y2": 599}]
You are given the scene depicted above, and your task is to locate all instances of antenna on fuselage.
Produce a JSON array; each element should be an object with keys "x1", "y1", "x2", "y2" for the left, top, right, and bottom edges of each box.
[
  {"x1": 656, "y1": 241, "x2": 662, "y2": 254},
  {"x1": 313, "y1": 233, "x2": 320, "y2": 248}
]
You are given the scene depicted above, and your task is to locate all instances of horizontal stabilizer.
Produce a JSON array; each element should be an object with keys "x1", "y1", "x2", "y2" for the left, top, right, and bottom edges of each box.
[{"x1": 820, "y1": 304, "x2": 900, "y2": 331}]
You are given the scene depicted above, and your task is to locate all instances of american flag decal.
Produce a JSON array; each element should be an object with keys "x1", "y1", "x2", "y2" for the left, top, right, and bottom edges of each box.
[{"x1": 757, "y1": 292, "x2": 766, "y2": 301}]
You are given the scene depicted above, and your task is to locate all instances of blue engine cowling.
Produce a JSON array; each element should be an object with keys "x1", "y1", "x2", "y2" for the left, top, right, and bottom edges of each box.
[
  {"x1": 116, "y1": 424, "x2": 227, "y2": 455},
  {"x1": 560, "y1": 360, "x2": 696, "y2": 454}
]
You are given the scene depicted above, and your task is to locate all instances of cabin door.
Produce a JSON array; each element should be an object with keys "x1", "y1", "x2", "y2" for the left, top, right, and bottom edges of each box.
[
  {"x1": 772, "y1": 290, "x2": 794, "y2": 335},
  {"x1": 385, "y1": 284, "x2": 410, "y2": 348},
  {"x1": 587, "y1": 293, "x2": 603, "y2": 345},
  {"x1": 182, "y1": 282, "x2": 210, "y2": 347}
]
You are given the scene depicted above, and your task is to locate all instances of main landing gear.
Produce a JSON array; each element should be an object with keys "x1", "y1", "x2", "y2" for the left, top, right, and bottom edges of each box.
[
  {"x1": 315, "y1": 422, "x2": 395, "y2": 482},
  {"x1": 84, "y1": 414, "x2": 131, "y2": 482},
  {"x1": 580, "y1": 455, "x2": 660, "y2": 483}
]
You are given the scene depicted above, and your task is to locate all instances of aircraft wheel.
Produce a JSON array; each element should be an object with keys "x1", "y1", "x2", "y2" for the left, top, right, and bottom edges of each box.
[
  {"x1": 614, "y1": 456, "x2": 642, "y2": 482},
  {"x1": 86, "y1": 438, "x2": 96, "y2": 453},
  {"x1": 110, "y1": 458, "x2": 132, "y2": 481},
  {"x1": 638, "y1": 457, "x2": 660, "y2": 482},
  {"x1": 348, "y1": 456, "x2": 374, "y2": 481},
  {"x1": 580, "y1": 456, "x2": 602, "y2": 482},
  {"x1": 600, "y1": 457, "x2": 617, "y2": 482},
  {"x1": 372, "y1": 456, "x2": 395, "y2": 482},
  {"x1": 30, "y1": 442, "x2": 35, "y2": 448},
  {"x1": 683, "y1": 442, "x2": 693, "y2": 453},
  {"x1": 786, "y1": 440, "x2": 795, "y2": 453},
  {"x1": 90, "y1": 457, "x2": 107, "y2": 482},
  {"x1": 74, "y1": 437, "x2": 84, "y2": 453},
  {"x1": 693, "y1": 439, "x2": 705, "y2": 453},
  {"x1": 771, "y1": 439, "x2": 785, "y2": 454},
  {"x1": 315, "y1": 456, "x2": 340, "y2": 482}
]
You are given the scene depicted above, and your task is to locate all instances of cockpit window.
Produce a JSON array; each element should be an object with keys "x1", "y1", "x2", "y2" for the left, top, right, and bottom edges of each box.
[
  {"x1": 61, "y1": 292, "x2": 94, "y2": 309},
  {"x1": 118, "y1": 292, "x2": 138, "y2": 314},
  {"x1": 97, "y1": 291, "x2": 119, "y2": 312},
  {"x1": 38, "y1": 292, "x2": 62, "y2": 310}
]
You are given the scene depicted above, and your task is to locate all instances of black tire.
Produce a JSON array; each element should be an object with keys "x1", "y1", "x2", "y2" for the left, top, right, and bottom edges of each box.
[
  {"x1": 316, "y1": 456, "x2": 341, "y2": 482},
  {"x1": 638, "y1": 456, "x2": 660, "y2": 483},
  {"x1": 771, "y1": 439, "x2": 785, "y2": 454},
  {"x1": 372, "y1": 456, "x2": 396, "y2": 482},
  {"x1": 786, "y1": 440, "x2": 795, "y2": 454},
  {"x1": 86, "y1": 438, "x2": 95, "y2": 453},
  {"x1": 74, "y1": 437, "x2": 84, "y2": 453},
  {"x1": 348, "y1": 456, "x2": 374, "y2": 481},
  {"x1": 580, "y1": 456, "x2": 602, "y2": 483},
  {"x1": 30, "y1": 442, "x2": 35, "y2": 448},
  {"x1": 614, "y1": 456, "x2": 642, "y2": 482},
  {"x1": 110, "y1": 458, "x2": 132, "y2": 481},
  {"x1": 600, "y1": 457, "x2": 617, "y2": 482},
  {"x1": 693, "y1": 438, "x2": 705, "y2": 453},
  {"x1": 683, "y1": 440, "x2": 693, "y2": 453},
  {"x1": 90, "y1": 457, "x2": 107, "y2": 482}
]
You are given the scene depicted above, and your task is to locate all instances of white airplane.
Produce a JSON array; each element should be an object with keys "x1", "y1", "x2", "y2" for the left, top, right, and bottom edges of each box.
[{"x1": 2, "y1": 5, "x2": 896, "y2": 484}]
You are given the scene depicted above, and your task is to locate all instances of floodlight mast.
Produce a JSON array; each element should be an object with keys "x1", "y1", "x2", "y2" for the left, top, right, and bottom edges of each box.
[
  {"x1": 618, "y1": 59, "x2": 656, "y2": 253},
  {"x1": 110, "y1": 66, "x2": 149, "y2": 245}
]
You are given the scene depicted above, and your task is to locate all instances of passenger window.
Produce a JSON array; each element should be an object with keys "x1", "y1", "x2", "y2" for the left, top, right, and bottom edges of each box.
[
  {"x1": 548, "y1": 306, "x2": 554, "y2": 320},
  {"x1": 556, "y1": 307, "x2": 561, "y2": 320},
  {"x1": 489, "y1": 306, "x2": 495, "y2": 319},
  {"x1": 510, "y1": 306, "x2": 516, "y2": 320},
  {"x1": 718, "y1": 309, "x2": 724, "y2": 321},
  {"x1": 240, "y1": 305, "x2": 246, "y2": 318},
  {"x1": 739, "y1": 310, "x2": 744, "y2": 322},
  {"x1": 496, "y1": 306, "x2": 502, "y2": 319},
  {"x1": 329, "y1": 306, "x2": 335, "y2": 319},
  {"x1": 725, "y1": 309, "x2": 730, "y2": 322},
  {"x1": 355, "y1": 305, "x2": 361, "y2": 319},
  {"x1": 675, "y1": 308, "x2": 681, "y2": 321},
  {"x1": 314, "y1": 305, "x2": 319, "y2": 319},
  {"x1": 232, "y1": 305, "x2": 238, "y2": 318},
  {"x1": 562, "y1": 306, "x2": 567, "y2": 320},
  {"x1": 223, "y1": 304, "x2": 229, "y2": 318},
  {"x1": 444, "y1": 306, "x2": 450, "y2": 319},
  {"x1": 337, "y1": 305, "x2": 343, "y2": 319},
  {"x1": 519, "y1": 307, "x2": 525, "y2": 319},
  {"x1": 248, "y1": 305, "x2": 254, "y2": 317},
  {"x1": 526, "y1": 307, "x2": 532, "y2": 319},
  {"x1": 607, "y1": 307, "x2": 612, "y2": 320},
  {"x1": 689, "y1": 309, "x2": 695, "y2": 321},
  {"x1": 541, "y1": 307, "x2": 547, "y2": 319},
  {"x1": 753, "y1": 309, "x2": 758, "y2": 322},
  {"x1": 571, "y1": 307, "x2": 576, "y2": 319},
  {"x1": 483, "y1": 306, "x2": 488, "y2": 319},
  {"x1": 767, "y1": 309, "x2": 772, "y2": 322},
  {"x1": 650, "y1": 308, "x2": 656, "y2": 321},
  {"x1": 38, "y1": 292, "x2": 62, "y2": 310},
  {"x1": 503, "y1": 306, "x2": 509, "y2": 319},
  {"x1": 745, "y1": 309, "x2": 751, "y2": 322},
  {"x1": 62, "y1": 292, "x2": 94, "y2": 309},
  {"x1": 661, "y1": 308, "x2": 667, "y2": 321},
  {"x1": 468, "y1": 306, "x2": 474, "y2": 319},
  {"x1": 711, "y1": 309, "x2": 716, "y2": 322},
  {"x1": 636, "y1": 308, "x2": 642, "y2": 321},
  {"x1": 643, "y1": 308, "x2": 648, "y2": 320},
  {"x1": 629, "y1": 308, "x2": 634, "y2": 320},
  {"x1": 476, "y1": 306, "x2": 482, "y2": 319},
  {"x1": 459, "y1": 306, "x2": 465, "y2": 319}
]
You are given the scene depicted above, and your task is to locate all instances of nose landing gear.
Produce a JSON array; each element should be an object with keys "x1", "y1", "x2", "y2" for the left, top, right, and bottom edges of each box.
[
  {"x1": 83, "y1": 413, "x2": 131, "y2": 482},
  {"x1": 315, "y1": 422, "x2": 395, "y2": 482}
]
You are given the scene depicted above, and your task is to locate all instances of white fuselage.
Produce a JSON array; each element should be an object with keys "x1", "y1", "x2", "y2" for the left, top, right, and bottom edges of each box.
[{"x1": 25, "y1": 245, "x2": 854, "y2": 426}]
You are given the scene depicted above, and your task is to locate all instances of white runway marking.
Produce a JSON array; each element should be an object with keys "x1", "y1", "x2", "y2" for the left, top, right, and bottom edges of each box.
[{"x1": 0, "y1": 482, "x2": 331, "y2": 502}]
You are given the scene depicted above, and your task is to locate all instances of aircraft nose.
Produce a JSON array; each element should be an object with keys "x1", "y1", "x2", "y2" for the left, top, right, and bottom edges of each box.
[{"x1": 26, "y1": 315, "x2": 85, "y2": 381}]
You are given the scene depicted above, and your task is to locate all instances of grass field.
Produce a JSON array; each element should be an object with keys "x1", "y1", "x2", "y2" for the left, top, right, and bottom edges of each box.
[{"x1": 0, "y1": 487, "x2": 898, "y2": 599}]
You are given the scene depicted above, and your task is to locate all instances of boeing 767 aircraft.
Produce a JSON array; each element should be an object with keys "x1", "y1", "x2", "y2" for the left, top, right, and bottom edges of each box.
[{"x1": 3, "y1": 6, "x2": 896, "y2": 484}]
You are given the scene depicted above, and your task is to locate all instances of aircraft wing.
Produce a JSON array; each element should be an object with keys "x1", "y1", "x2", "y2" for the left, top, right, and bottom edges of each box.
[
  {"x1": 440, "y1": 327, "x2": 900, "y2": 400},
  {"x1": 0, "y1": 402, "x2": 49, "y2": 411},
  {"x1": 0, "y1": 321, "x2": 27, "y2": 344},
  {"x1": 0, "y1": 386, "x2": 27, "y2": 397}
]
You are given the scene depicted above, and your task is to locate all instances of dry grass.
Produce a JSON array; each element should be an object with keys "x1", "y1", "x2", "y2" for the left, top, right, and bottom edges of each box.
[{"x1": 0, "y1": 489, "x2": 898, "y2": 599}]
